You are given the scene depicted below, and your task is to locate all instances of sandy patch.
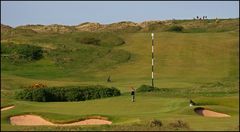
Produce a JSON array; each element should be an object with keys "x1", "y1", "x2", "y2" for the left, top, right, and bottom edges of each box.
[
  {"x1": 10, "y1": 115, "x2": 112, "y2": 126},
  {"x1": 10, "y1": 115, "x2": 54, "y2": 126},
  {"x1": 1, "y1": 105, "x2": 15, "y2": 111},
  {"x1": 194, "y1": 107, "x2": 230, "y2": 117}
]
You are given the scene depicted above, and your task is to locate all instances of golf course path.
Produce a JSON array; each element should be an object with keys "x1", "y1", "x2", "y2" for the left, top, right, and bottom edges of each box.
[
  {"x1": 10, "y1": 115, "x2": 112, "y2": 126},
  {"x1": 194, "y1": 107, "x2": 230, "y2": 117},
  {"x1": 1, "y1": 105, "x2": 15, "y2": 111}
]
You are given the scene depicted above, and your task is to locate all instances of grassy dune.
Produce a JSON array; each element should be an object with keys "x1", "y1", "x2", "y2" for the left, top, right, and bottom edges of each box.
[{"x1": 1, "y1": 19, "x2": 239, "y2": 131}]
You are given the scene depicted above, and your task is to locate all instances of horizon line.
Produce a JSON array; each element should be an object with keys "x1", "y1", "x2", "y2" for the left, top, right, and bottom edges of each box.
[{"x1": 2, "y1": 17, "x2": 239, "y2": 28}]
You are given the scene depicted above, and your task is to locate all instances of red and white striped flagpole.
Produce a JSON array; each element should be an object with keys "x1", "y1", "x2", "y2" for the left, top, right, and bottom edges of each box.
[{"x1": 151, "y1": 33, "x2": 154, "y2": 88}]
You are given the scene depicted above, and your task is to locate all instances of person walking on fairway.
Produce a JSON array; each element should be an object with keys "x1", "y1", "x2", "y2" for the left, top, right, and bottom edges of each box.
[{"x1": 131, "y1": 87, "x2": 135, "y2": 102}]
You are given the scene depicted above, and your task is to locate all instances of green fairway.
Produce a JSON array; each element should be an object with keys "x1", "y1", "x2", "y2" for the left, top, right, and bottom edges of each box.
[
  {"x1": 1, "y1": 94, "x2": 239, "y2": 131},
  {"x1": 1, "y1": 19, "x2": 239, "y2": 131}
]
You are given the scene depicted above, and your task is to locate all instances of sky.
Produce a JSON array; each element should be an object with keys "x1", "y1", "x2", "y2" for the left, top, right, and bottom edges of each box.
[{"x1": 1, "y1": 1, "x2": 239, "y2": 27}]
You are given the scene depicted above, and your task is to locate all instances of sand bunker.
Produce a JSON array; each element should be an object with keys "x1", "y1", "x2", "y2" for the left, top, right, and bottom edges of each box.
[
  {"x1": 1, "y1": 105, "x2": 15, "y2": 111},
  {"x1": 10, "y1": 115, "x2": 112, "y2": 126},
  {"x1": 194, "y1": 107, "x2": 230, "y2": 117}
]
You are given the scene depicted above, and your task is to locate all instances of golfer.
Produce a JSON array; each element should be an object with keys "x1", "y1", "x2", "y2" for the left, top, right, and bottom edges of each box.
[{"x1": 131, "y1": 87, "x2": 135, "y2": 102}]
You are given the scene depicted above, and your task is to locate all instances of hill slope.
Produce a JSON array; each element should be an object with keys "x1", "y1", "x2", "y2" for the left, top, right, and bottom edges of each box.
[{"x1": 1, "y1": 18, "x2": 239, "y2": 91}]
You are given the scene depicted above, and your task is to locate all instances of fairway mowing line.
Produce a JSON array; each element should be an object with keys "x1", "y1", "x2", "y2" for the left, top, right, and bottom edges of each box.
[
  {"x1": 194, "y1": 107, "x2": 231, "y2": 117},
  {"x1": 10, "y1": 115, "x2": 112, "y2": 126},
  {"x1": 1, "y1": 105, "x2": 15, "y2": 111}
]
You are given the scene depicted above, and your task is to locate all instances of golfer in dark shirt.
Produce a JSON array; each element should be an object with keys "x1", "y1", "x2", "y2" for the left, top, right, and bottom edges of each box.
[{"x1": 131, "y1": 87, "x2": 135, "y2": 102}]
